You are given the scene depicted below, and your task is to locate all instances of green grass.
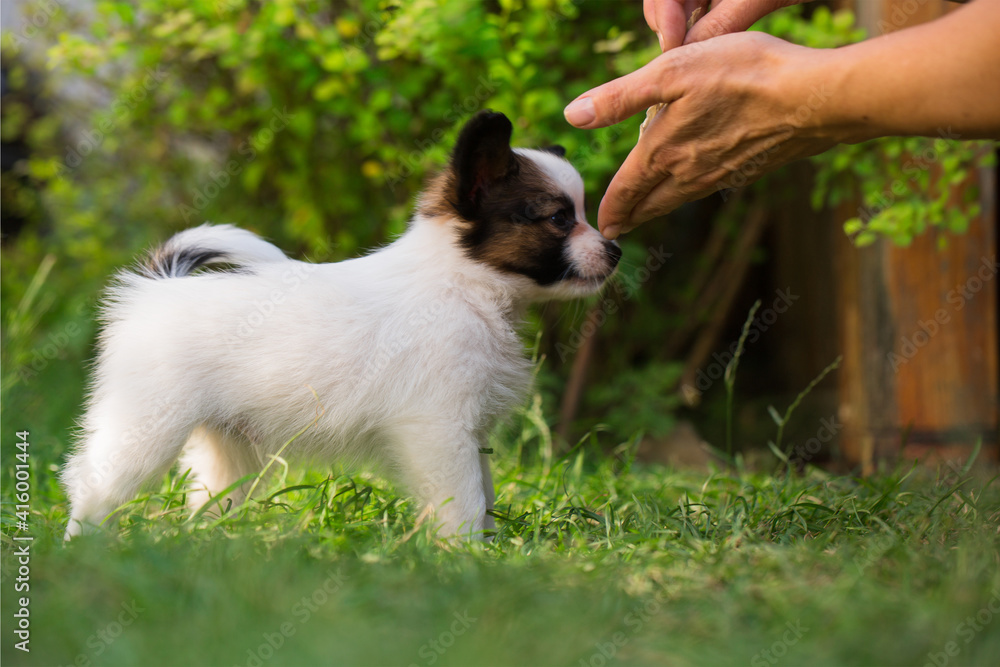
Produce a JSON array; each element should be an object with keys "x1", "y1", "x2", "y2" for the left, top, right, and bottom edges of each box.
[{"x1": 2, "y1": 396, "x2": 999, "y2": 667}]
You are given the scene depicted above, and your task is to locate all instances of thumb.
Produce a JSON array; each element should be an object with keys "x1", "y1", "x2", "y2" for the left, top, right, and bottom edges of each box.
[
  {"x1": 563, "y1": 55, "x2": 680, "y2": 129},
  {"x1": 685, "y1": 0, "x2": 800, "y2": 44}
]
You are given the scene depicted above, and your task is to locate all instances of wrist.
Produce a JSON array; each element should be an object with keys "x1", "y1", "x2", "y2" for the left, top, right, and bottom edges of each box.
[
  {"x1": 779, "y1": 44, "x2": 877, "y2": 146},
  {"x1": 817, "y1": 42, "x2": 894, "y2": 145},
  {"x1": 803, "y1": 0, "x2": 1000, "y2": 144}
]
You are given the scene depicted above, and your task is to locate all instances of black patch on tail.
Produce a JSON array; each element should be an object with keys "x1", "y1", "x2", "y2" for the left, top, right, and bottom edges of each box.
[{"x1": 141, "y1": 247, "x2": 228, "y2": 279}]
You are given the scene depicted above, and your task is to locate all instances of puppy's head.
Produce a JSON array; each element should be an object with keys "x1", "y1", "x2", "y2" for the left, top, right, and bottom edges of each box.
[{"x1": 420, "y1": 110, "x2": 621, "y2": 300}]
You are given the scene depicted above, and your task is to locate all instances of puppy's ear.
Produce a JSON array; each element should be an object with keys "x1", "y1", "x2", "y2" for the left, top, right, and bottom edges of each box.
[
  {"x1": 452, "y1": 111, "x2": 515, "y2": 217},
  {"x1": 540, "y1": 145, "x2": 566, "y2": 157}
]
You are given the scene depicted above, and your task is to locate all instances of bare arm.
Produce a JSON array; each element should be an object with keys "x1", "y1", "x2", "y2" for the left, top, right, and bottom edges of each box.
[
  {"x1": 565, "y1": 0, "x2": 1000, "y2": 238},
  {"x1": 824, "y1": 0, "x2": 1000, "y2": 142}
]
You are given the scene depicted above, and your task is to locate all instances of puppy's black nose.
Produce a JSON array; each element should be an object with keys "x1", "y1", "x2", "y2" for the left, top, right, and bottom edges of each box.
[{"x1": 603, "y1": 241, "x2": 622, "y2": 267}]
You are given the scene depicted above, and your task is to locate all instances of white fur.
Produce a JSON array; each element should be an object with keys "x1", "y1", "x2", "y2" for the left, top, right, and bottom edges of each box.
[
  {"x1": 62, "y1": 154, "x2": 615, "y2": 540},
  {"x1": 513, "y1": 149, "x2": 613, "y2": 297}
]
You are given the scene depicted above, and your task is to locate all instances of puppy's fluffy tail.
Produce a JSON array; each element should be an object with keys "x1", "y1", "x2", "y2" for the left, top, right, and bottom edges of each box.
[{"x1": 142, "y1": 223, "x2": 288, "y2": 278}]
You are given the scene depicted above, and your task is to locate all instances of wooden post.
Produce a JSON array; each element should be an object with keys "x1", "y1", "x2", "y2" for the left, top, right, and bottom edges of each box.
[{"x1": 836, "y1": 0, "x2": 999, "y2": 471}]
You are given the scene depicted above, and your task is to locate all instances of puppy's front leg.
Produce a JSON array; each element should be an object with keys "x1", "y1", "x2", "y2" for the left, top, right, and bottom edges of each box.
[
  {"x1": 393, "y1": 422, "x2": 489, "y2": 539},
  {"x1": 479, "y1": 451, "x2": 496, "y2": 532}
]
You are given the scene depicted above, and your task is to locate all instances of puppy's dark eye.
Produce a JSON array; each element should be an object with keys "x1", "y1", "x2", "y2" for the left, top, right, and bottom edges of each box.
[{"x1": 549, "y1": 209, "x2": 574, "y2": 230}]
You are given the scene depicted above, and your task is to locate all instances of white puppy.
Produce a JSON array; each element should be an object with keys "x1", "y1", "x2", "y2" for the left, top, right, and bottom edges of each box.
[{"x1": 62, "y1": 111, "x2": 621, "y2": 539}]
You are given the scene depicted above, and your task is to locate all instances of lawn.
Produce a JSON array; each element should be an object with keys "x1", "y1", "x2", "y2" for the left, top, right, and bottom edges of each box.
[{"x1": 2, "y1": 395, "x2": 998, "y2": 667}]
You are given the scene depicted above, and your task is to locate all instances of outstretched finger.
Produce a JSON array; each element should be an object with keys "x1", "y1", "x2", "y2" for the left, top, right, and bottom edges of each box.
[
  {"x1": 564, "y1": 54, "x2": 684, "y2": 129},
  {"x1": 597, "y1": 140, "x2": 671, "y2": 238},
  {"x1": 627, "y1": 178, "x2": 718, "y2": 229}
]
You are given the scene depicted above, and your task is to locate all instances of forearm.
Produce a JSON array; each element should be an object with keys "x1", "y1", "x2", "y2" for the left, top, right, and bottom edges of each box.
[
  {"x1": 812, "y1": 0, "x2": 1000, "y2": 143},
  {"x1": 564, "y1": 0, "x2": 999, "y2": 231}
]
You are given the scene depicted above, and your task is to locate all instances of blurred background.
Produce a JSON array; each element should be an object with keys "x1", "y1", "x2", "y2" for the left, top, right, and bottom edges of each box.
[{"x1": 2, "y1": 0, "x2": 997, "y2": 478}]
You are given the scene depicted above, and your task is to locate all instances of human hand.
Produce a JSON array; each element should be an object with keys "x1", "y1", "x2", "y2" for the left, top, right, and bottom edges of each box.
[
  {"x1": 642, "y1": 0, "x2": 709, "y2": 51},
  {"x1": 564, "y1": 31, "x2": 838, "y2": 238},
  {"x1": 644, "y1": 0, "x2": 810, "y2": 49}
]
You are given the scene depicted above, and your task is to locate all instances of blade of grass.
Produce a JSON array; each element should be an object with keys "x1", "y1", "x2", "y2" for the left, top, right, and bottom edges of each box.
[{"x1": 724, "y1": 300, "x2": 761, "y2": 458}]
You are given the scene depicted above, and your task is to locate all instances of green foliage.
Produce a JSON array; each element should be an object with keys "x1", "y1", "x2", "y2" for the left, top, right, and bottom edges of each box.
[
  {"x1": 751, "y1": 3, "x2": 865, "y2": 47},
  {"x1": 585, "y1": 360, "x2": 683, "y2": 440},
  {"x1": 813, "y1": 137, "x2": 994, "y2": 248},
  {"x1": 2, "y1": 0, "x2": 994, "y2": 459},
  {"x1": 9, "y1": 0, "x2": 645, "y2": 260},
  {"x1": 1, "y1": 0, "x2": 648, "y2": 453}
]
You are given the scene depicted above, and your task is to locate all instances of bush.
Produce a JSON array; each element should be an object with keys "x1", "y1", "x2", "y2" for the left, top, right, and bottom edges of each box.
[
  {"x1": 1, "y1": 0, "x2": 651, "y2": 456},
  {"x1": 1, "y1": 1, "x2": 992, "y2": 458}
]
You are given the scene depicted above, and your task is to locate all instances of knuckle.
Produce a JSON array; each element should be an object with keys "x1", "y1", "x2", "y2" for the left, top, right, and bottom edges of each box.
[
  {"x1": 645, "y1": 143, "x2": 679, "y2": 175},
  {"x1": 610, "y1": 179, "x2": 644, "y2": 204},
  {"x1": 691, "y1": 169, "x2": 732, "y2": 195},
  {"x1": 700, "y1": 15, "x2": 734, "y2": 39},
  {"x1": 637, "y1": 76, "x2": 664, "y2": 105},
  {"x1": 603, "y1": 89, "x2": 631, "y2": 125}
]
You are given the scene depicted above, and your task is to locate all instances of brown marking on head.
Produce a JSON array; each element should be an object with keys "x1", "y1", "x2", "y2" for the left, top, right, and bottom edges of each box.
[{"x1": 418, "y1": 110, "x2": 620, "y2": 287}]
